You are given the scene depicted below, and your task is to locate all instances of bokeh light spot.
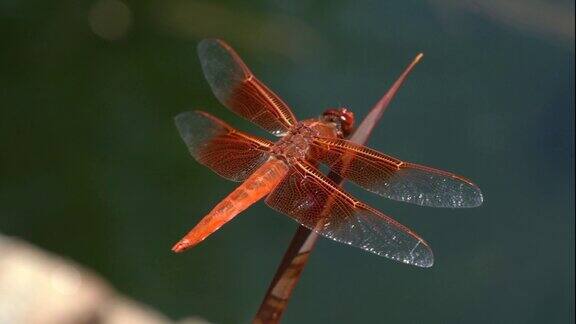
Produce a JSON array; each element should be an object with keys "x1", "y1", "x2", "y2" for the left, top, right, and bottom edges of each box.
[{"x1": 89, "y1": 0, "x2": 132, "y2": 41}]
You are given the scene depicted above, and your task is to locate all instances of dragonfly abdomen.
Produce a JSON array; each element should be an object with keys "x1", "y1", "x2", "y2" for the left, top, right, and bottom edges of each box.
[{"x1": 172, "y1": 158, "x2": 289, "y2": 252}]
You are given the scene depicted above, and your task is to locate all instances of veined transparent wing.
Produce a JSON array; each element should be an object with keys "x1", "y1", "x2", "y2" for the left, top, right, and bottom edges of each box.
[
  {"x1": 265, "y1": 159, "x2": 433, "y2": 267},
  {"x1": 311, "y1": 137, "x2": 483, "y2": 208},
  {"x1": 175, "y1": 111, "x2": 273, "y2": 181},
  {"x1": 198, "y1": 39, "x2": 297, "y2": 136}
]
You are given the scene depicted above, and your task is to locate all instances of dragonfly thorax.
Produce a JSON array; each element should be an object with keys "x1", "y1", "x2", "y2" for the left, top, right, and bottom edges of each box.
[{"x1": 271, "y1": 122, "x2": 319, "y2": 162}]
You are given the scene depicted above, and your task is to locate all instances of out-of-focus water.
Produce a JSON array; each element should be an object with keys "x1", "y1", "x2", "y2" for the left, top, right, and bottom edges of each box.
[{"x1": 1, "y1": 1, "x2": 573, "y2": 323}]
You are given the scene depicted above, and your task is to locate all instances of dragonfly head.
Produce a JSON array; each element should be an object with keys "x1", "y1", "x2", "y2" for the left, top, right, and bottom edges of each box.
[{"x1": 322, "y1": 107, "x2": 355, "y2": 138}]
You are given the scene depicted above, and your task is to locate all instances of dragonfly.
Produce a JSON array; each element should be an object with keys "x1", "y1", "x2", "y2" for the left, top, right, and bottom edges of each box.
[{"x1": 172, "y1": 39, "x2": 483, "y2": 267}]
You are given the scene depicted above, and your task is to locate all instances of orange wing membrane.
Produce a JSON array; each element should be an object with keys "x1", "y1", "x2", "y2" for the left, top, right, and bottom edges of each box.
[
  {"x1": 198, "y1": 39, "x2": 297, "y2": 136},
  {"x1": 311, "y1": 137, "x2": 483, "y2": 208},
  {"x1": 265, "y1": 160, "x2": 433, "y2": 267},
  {"x1": 175, "y1": 111, "x2": 273, "y2": 182}
]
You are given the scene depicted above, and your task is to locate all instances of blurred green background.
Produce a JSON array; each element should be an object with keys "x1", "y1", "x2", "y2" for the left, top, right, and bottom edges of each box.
[{"x1": 1, "y1": 0, "x2": 574, "y2": 323}]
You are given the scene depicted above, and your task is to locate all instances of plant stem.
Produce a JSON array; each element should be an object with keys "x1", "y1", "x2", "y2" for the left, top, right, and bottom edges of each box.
[{"x1": 254, "y1": 53, "x2": 424, "y2": 324}]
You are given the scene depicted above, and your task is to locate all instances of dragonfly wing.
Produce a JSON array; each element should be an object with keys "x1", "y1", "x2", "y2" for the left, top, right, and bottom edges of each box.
[
  {"x1": 265, "y1": 159, "x2": 433, "y2": 267},
  {"x1": 175, "y1": 111, "x2": 273, "y2": 181},
  {"x1": 198, "y1": 39, "x2": 297, "y2": 136},
  {"x1": 311, "y1": 137, "x2": 483, "y2": 208}
]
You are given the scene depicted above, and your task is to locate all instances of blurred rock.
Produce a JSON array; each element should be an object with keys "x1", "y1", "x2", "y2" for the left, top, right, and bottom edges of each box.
[{"x1": 0, "y1": 234, "x2": 210, "y2": 324}]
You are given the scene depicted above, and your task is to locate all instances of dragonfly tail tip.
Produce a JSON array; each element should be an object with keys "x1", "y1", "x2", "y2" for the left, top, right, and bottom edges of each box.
[{"x1": 171, "y1": 239, "x2": 192, "y2": 253}]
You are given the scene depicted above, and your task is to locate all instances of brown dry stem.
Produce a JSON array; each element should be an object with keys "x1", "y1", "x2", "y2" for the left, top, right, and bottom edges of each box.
[{"x1": 254, "y1": 53, "x2": 424, "y2": 323}]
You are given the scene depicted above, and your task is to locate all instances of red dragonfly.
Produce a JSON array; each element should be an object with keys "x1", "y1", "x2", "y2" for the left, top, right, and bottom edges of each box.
[{"x1": 172, "y1": 39, "x2": 483, "y2": 267}]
